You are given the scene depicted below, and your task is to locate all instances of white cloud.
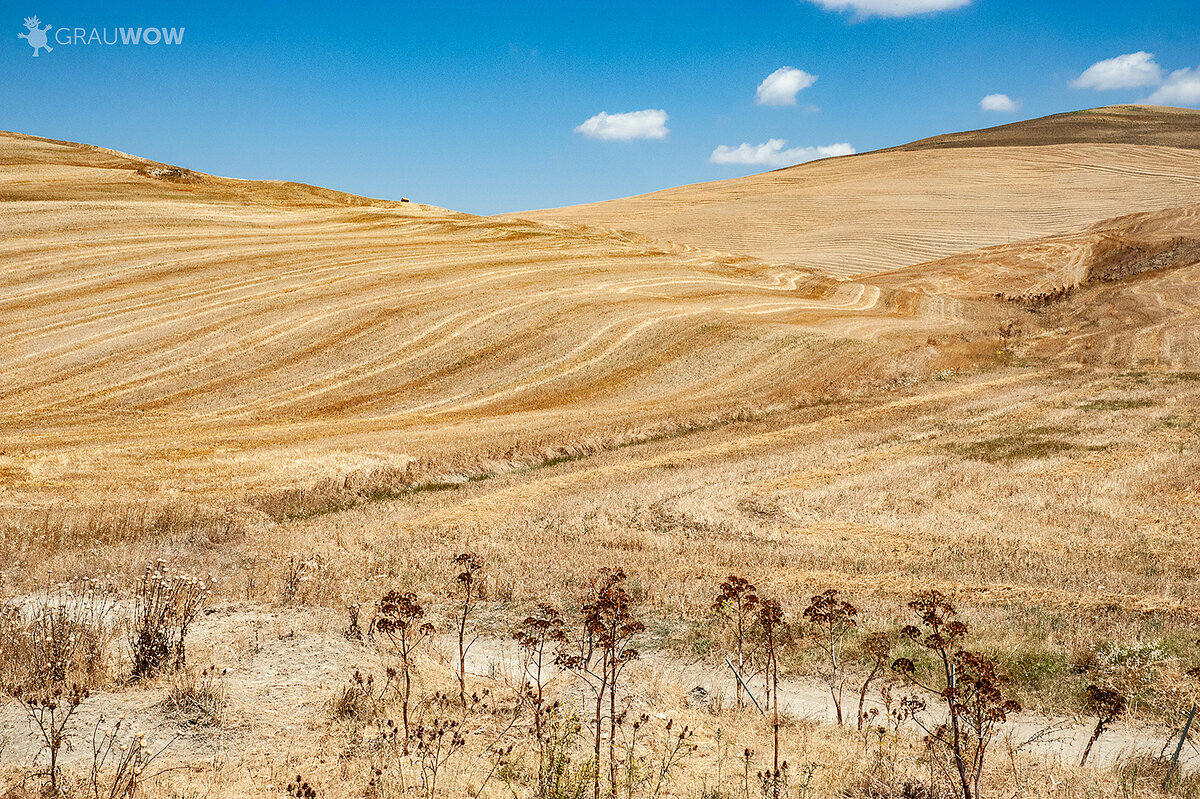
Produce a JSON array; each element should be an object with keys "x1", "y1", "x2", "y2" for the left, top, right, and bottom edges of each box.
[
  {"x1": 1072, "y1": 52, "x2": 1163, "y2": 90},
  {"x1": 979, "y1": 93, "x2": 1019, "y2": 112},
  {"x1": 710, "y1": 139, "x2": 855, "y2": 167},
  {"x1": 1145, "y1": 67, "x2": 1200, "y2": 106},
  {"x1": 807, "y1": 0, "x2": 972, "y2": 18},
  {"x1": 755, "y1": 67, "x2": 818, "y2": 106},
  {"x1": 575, "y1": 109, "x2": 669, "y2": 141}
]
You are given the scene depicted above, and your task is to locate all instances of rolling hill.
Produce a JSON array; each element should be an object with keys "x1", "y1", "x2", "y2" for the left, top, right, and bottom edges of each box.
[
  {"x1": 0, "y1": 130, "x2": 981, "y2": 510},
  {"x1": 1, "y1": 107, "x2": 1198, "y2": 516},
  {"x1": 518, "y1": 105, "x2": 1200, "y2": 278}
]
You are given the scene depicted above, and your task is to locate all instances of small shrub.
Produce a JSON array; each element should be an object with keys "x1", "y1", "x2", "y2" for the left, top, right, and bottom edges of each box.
[
  {"x1": 1, "y1": 580, "x2": 114, "y2": 796},
  {"x1": 1088, "y1": 640, "x2": 1171, "y2": 715},
  {"x1": 537, "y1": 710, "x2": 593, "y2": 799},
  {"x1": 0, "y1": 578, "x2": 114, "y2": 691},
  {"x1": 160, "y1": 665, "x2": 227, "y2": 728},
  {"x1": 128, "y1": 561, "x2": 212, "y2": 679}
]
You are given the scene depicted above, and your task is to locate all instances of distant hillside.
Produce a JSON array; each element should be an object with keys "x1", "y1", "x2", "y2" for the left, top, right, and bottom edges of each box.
[
  {"x1": 517, "y1": 106, "x2": 1200, "y2": 277},
  {"x1": 894, "y1": 105, "x2": 1200, "y2": 152},
  {"x1": 0, "y1": 130, "x2": 403, "y2": 207}
]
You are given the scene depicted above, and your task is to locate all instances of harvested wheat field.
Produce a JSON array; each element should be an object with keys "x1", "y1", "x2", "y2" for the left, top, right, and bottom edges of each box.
[
  {"x1": 521, "y1": 106, "x2": 1200, "y2": 278},
  {"x1": 2, "y1": 107, "x2": 1200, "y2": 799}
]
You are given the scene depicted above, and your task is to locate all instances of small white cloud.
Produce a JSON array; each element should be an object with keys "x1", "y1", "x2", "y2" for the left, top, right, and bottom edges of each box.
[
  {"x1": 979, "y1": 93, "x2": 1019, "y2": 112},
  {"x1": 575, "y1": 109, "x2": 669, "y2": 141},
  {"x1": 807, "y1": 0, "x2": 972, "y2": 18},
  {"x1": 710, "y1": 139, "x2": 855, "y2": 167},
  {"x1": 1072, "y1": 52, "x2": 1163, "y2": 90},
  {"x1": 755, "y1": 67, "x2": 818, "y2": 106},
  {"x1": 1145, "y1": 67, "x2": 1200, "y2": 106}
]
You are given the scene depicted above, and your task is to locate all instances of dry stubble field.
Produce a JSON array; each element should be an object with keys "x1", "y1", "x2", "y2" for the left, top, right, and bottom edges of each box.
[{"x1": 1, "y1": 107, "x2": 1199, "y2": 799}]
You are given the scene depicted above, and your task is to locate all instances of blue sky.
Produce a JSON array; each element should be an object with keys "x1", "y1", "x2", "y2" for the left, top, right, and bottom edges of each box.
[{"x1": 2, "y1": 0, "x2": 1197, "y2": 214}]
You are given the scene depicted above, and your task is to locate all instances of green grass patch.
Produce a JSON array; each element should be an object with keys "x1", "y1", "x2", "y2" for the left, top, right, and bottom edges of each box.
[
  {"x1": 996, "y1": 646, "x2": 1076, "y2": 702},
  {"x1": 1075, "y1": 398, "x2": 1156, "y2": 411},
  {"x1": 1159, "y1": 415, "x2": 1193, "y2": 429},
  {"x1": 948, "y1": 425, "x2": 1097, "y2": 462},
  {"x1": 539, "y1": 451, "x2": 589, "y2": 469}
]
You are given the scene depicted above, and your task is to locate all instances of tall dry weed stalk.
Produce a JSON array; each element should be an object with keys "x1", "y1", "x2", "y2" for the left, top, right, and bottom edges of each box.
[
  {"x1": 756, "y1": 597, "x2": 786, "y2": 799},
  {"x1": 452, "y1": 552, "x2": 483, "y2": 709},
  {"x1": 375, "y1": 590, "x2": 436, "y2": 745},
  {"x1": 1080, "y1": 685, "x2": 1126, "y2": 767},
  {"x1": 88, "y1": 715, "x2": 169, "y2": 799},
  {"x1": 713, "y1": 576, "x2": 760, "y2": 710},
  {"x1": 280, "y1": 552, "x2": 334, "y2": 606},
  {"x1": 514, "y1": 602, "x2": 568, "y2": 794},
  {"x1": 803, "y1": 589, "x2": 858, "y2": 727},
  {"x1": 892, "y1": 591, "x2": 1020, "y2": 799}
]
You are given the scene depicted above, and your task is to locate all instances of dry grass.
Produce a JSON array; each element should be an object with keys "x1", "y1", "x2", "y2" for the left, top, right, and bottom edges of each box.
[
  {"x1": 0, "y1": 129, "x2": 994, "y2": 518},
  {"x1": 159, "y1": 665, "x2": 228, "y2": 728},
  {"x1": 2, "y1": 111, "x2": 1200, "y2": 796}
]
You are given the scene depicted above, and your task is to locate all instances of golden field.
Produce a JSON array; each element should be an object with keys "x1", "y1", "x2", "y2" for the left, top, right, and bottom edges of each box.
[{"x1": 1, "y1": 107, "x2": 1199, "y2": 799}]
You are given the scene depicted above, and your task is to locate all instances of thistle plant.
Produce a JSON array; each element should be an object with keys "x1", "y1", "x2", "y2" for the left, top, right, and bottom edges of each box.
[
  {"x1": 802, "y1": 588, "x2": 858, "y2": 726},
  {"x1": 410, "y1": 716, "x2": 468, "y2": 798},
  {"x1": 452, "y1": 552, "x2": 483, "y2": 709},
  {"x1": 375, "y1": 590, "x2": 435, "y2": 746},
  {"x1": 88, "y1": 715, "x2": 169, "y2": 799},
  {"x1": 1, "y1": 578, "x2": 114, "y2": 795},
  {"x1": 10, "y1": 682, "x2": 89, "y2": 796},
  {"x1": 712, "y1": 576, "x2": 759, "y2": 709}
]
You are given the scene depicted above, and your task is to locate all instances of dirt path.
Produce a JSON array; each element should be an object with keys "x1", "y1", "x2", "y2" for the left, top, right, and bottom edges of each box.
[{"x1": 456, "y1": 635, "x2": 1197, "y2": 771}]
